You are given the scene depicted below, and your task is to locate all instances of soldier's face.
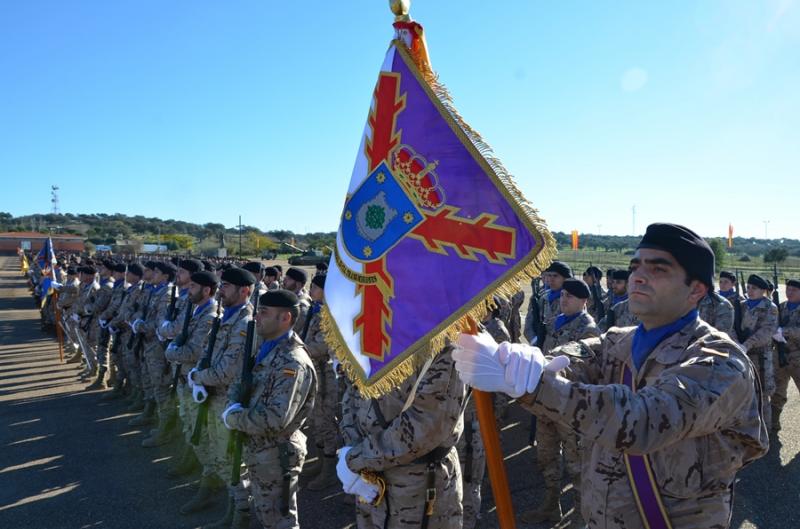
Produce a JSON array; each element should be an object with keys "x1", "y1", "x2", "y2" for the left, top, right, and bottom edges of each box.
[
  {"x1": 559, "y1": 290, "x2": 585, "y2": 315},
  {"x1": 144, "y1": 270, "x2": 153, "y2": 282},
  {"x1": 628, "y1": 248, "x2": 707, "y2": 329},
  {"x1": 746, "y1": 284, "x2": 765, "y2": 300},
  {"x1": 611, "y1": 279, "x2": 627, "y2": 296},
  {"x1": 126, "y1": 272, "x2": 139, "y2": 283},
  {"x1": 787, "y1": 285, "x2": 800, "y2": 303},
  {"x1": 255, "y1": 306, "x2": 291, "y2": 340},
  {"x1": 283, "y1": 277, "x2": 298, "y2": 292},
  {"x1": 309, "y1": 283, "x2": 324, "y2": 302},
  {"x1": 546, "y1": 273, "x2": 565, "y2": 291},
  {"x1": 719, "y1": 278, "x2": 734, "y2": 291},
  {"x1": 188, "y1": 282, "x2": 209, "y2": 304},
  {"x1": 176, "y1": 268, "x2": 191, "y2": 287},
  {"x1": 582, "y1": 273, "x2": 595, "y2": 286}
]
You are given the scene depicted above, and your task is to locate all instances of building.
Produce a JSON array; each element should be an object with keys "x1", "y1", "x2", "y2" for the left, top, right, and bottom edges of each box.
[{"x1": 0, "y1": 232, "x2": 85, "y2": 255}]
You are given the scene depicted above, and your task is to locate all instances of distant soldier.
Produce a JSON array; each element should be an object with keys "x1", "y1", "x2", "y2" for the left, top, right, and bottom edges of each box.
[
  {"x1": 282, "y1": 267, "x2": 311, "y2": 333},
  {"x1": 582, "y1": 266, "x2": 606, "y2": 321},
  {"x1": 71, "y1": 265, "x2": 100, "y2": 380},
  {"x1": 58, "y1": 267, "x2": 82, "y2": 363},
  {"x1": 222, "y1": 290, "x2": 317, "y2": 529},
  {"x1": 525, "y1": 261, "x2": 572, "y2": 345},
  {"x1": 455, "y1": 223, "x2": 769, "y2": 529},
  {"x1": 740, "y1": 274, "x2": 779, "y2": 427},
  {"x1": 83, "y1": 260, "x2": 116, "y2": 387},
  {"x1": 91, "y1": 262, "x2": 130, "y2": 392},
  {"x1": 264, "y1": 266, "x2": 280, "y2": 290},
  {"x1": 242, "y1": 261, "x2": 268, "y2": 304},
  {"x1": 697, "y1": 286, "x2": 735, "y2": 338},
  {"x1": 110, "y1": 263, "x2": 146, "y2": 407},
  {"x1": 599, "y1": 269, "x2": 639, "y2": 331},
  {"x1": 718, "y1": 270, "x2": 742, "y2": 305},
  {"x1": 771, "y1": 278, "x2": 800, "y2": 431}
]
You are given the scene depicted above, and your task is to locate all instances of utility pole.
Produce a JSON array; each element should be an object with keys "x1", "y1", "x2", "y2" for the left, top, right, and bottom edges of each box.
[
  {"x1": 51, "y1": 185, "x2": 60, "y2": 215},
  {"x1": 763, "y1": 220, "x2": 770, "y2": 240},
  {"x1": 238, "y1": 215, "x2": 243, "y2": 256},
  {"x1": 632, "y1": 205, "x2": 636, "y2": 235}
]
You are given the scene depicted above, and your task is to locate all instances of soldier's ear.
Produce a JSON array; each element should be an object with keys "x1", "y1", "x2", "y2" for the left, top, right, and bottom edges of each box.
[{"x1": 688, "y1": 280, "x2": 707, "y2": 305}]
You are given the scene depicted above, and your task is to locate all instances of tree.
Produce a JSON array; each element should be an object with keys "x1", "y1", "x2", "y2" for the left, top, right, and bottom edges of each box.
[
  {"x1": 707, "y1": 238, "x2": 726, "y2": 271},
  {"x1": 764, "y1": 248, "x2": 789, "y2": 263}
]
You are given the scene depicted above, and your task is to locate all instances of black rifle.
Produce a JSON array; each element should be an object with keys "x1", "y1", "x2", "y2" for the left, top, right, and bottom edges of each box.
[
  {"x1": 170, "y1": 300, "x2": 194, "y2": 395},
  {"x1": 588, "y1": 266, "x2": 606, "y2": 320},
  {"x1": 190, "y1": 302, "x2": 223, "y2": 446},
  {"x1": 772, "y1": 264, "x2": 789, "y2": 368},
  {"x1": 229, "y1": 294, "x2": 260, "y2": 485},
  {"x1": 732, "y1": 269, "x2": 745, "y2": 342},
  {"x1": 161, "y1": 284, "x2": 179, "y2": 353},
  {"x1": 737, "y1": 270, "x2": 752, "y2": 344},
  {"x1": 529, "y1": 278, "x2": 546, "y2": 346},
  {"x1": 132, "y1": 288, "x2": 155, "y2": 359}
]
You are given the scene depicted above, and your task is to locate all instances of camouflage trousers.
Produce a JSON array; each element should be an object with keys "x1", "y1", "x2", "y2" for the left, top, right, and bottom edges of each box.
[
  {"x1": 456, "y1": 413, "x2": 486, "y2": 529},
  {"x1": 206, "y1": 396, "x2": 250, "y2": 510},
  {"x1": 177, "y1": 380, "x2": 212, "y2": 467},
  {"x1": 121, "y1": 334, "x2": 143, "y2": 393},
  {"x1": 536, "y1": 416, "x2": 581, "y2": 491},
  {"x1": 244, "y1": 432, "x2": 306, "y2": 529},
  {"x1": 310, "y1": 358, "x2": 339, "y2": 456},
  {"x1": 93, "y1": 327, "x2": 111, "y2": 369},
  {"x1": 772, "y1": 350, "x2": 800, "y2": 412},
  {"x1": 748, "y1": 350, "x2": 775, "y2": 426},
  {"x1": 355, "y1": 448, "x2": 463, "y2": 529},
  {"x1": 142, "y1": 339, "x2": 172, "y2": 408}
]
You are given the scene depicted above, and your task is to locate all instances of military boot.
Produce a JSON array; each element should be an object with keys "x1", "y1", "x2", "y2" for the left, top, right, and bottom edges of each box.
[
  {"x1": 85, "y1": 367, "x2": 107, "y2": 391},
  {"x1": 167, "y1": 444, "x2": 200, "y2": 478},
  {"x1": 126, "y1": 390, "x2": 145, "y2": 412},
  {"x1": 771, "y1": 406, "x2": 782, "y2": 432},
  {"x1": 66, "y1": 351, "x2": 82, "y2": 364},
  {"x1": 307, "y1": 454, "x2": 338, "y2": 491},
  {"x1": 520, "y1": 485, "x2": 562, "y2": 524},
  {"x1": 302, "y1": 445, "x2": 325, "y2": 478},
  {"x1": 231, "y1": 508, "x2": 251, "y2": 529},
  {"x1": 106, "y1": 363, "x2": 117, "y2": 386},
  {"x1": 202, "y1": 496, "x2": 234, "y2": 528},
  {"x1": 180, "y1": 475, "x2": 220, "y2": 515},
  {"x1": 128, "y1": 399, "x2": 156, "y2": 427},
  {"x1": 142, "y1": 410, "x2": 176, "y2": 447},
  {"x1": 101, "y1": 378, "x2": 126, "y2": 400},
  {"x1": 78, "y1": 364, "x2": 97, "y2": 381}
]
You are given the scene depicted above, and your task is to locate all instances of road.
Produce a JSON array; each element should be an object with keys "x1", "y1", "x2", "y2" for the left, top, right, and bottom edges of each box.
[{"x1": 0, "y1": 255, "x2": 797, "y2": 529}]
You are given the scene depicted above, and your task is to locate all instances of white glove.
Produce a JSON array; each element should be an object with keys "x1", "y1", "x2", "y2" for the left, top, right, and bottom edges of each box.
[
  {"x1": 350, "y1": 477, "x2": 379, "y2": 503},
  {"x1": 192, "y1": 384, "x2": 208, "y2": 404},
  {"x1": 155, "y1": 329, "x2": 166, "y2": 342},
  {"x1": 187, "y1": 367, "x2": 199, "y2": 386},
  {"x1": 99, "y1": 319, "x2": 108, "y2": 329},
  {"x1": 160, "y1": 320, "x2": 171, "y2": 330},
  {"x1": 774, "y1": 327, "x2": 787, "y2": 343},
  {"x1": 132, "y1": 319, "x2": 144, "y2": 333},
  {"x1": 222, "y1": 403, "x2": 244, "y2": 429},
  {"x1": 336, "y1": 447, "x2": 360, "y2": 493},
  {"x1": 332, "y1": 358, "x2": 340, "y2": 378},
  {"x1": 166, "y1": 342, "x2": 178, "y2": 353},
  {"x1": 108, "y1": 326, "x2": 118, "y2": 334},
  {"x1": 71, "y1": 313, "x2": 80, "y2": 323},
  {"x1": 51, "y1": 282, "x2": 63, "y2": 290}
]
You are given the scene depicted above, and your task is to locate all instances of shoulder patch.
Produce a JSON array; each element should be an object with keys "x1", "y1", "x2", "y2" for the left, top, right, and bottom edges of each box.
[
  {"x1": 240, "y1": 330, "x2": 247, "y2": 337},
  {"x1": 282, "y1": 368, "x2": 296, "y2": 377}
]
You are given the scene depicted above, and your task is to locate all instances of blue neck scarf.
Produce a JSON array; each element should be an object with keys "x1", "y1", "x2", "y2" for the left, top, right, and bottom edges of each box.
[
  {"x1": 153, "y1": 282, "x2": 168, "y2": 294},
  {"x1": 255, "y1": 331, "x2": 292, "y2": 365},
  {"x1": 718, "y1": 289, "x2": 734, "y2": 298},
  {"x1": 631, "y1": 309, "x2": 698, "y2": 370},
  {"x1": 745, "y1": 298, "x2": 763, "y2": 310},
  {"x1": 194, "y1": 299, "x2": 213, "y2": 318},
  {"x1": 554, "y1": 312, "x2": 581, "y2": 331},
  {"x1": 113, "y1": 279, "x2": 124, "y2": 288},
  {"x1": 222, "y1": 303, "x2": 246, "y2": 323},
  {"x1": 547, "y1": 289, "x2": 562, "y2": 304},
  {"x1": 788, "y1": 302, "x2": 800, "y2": 312},
  {"x1": 179, "y1": 288, "x2": 189, "y2": 298},
  {"x1": 310, "y1": 301, "x2": 322, "y2": 316},
  {"x1": 612, "y1": 294, "x2": 628, "y2": 306}
]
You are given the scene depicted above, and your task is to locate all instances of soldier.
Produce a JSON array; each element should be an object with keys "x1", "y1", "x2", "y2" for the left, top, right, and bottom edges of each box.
[
  {"x1": 111, "y1": 263, "x2": 147, "y2": 409},
  {"x1": 740, "y1": 274, "x2": 779, "y2": 428},
  {"x1": 70, "y1": 265, "x2": 100, "y2": 380},
  {"x1": 159, "y1": 259, "x2": 203, "y2": 344},
  {"x1": 58, "y1": 267, "x2": 83, "y2": 363},
  {"x1": 598, "y1": 269, "x2": 639, "y2": 332},
  {"x1": 264, "y1": 266, "x2": 280, "y2": 290},
  {"x1": 164, "y1": 270, "x2": 219, "y2": 479},
  {"x1": 91, "y1": 262, "x2": 130, "y2": 392},
  {"x1": 300, "y1": 274, "x2": 341, "y2": 491},
  {"x1": 242, "y1": 261, "x2": 268, "y2": 304},
  {"x1": 771, "y1": 278, "x2": 800, "y2": 431},
  {"x1": 718, "y1": 270, "x2": 742, "y2": 305},
  {"x1": 455, "y1": 223, "x2": 769, "y2": 529},
  {"x1": 338, "y1": 346, "x2": 467, "y2": 529},
  {"x1": 582, "y1": 266, "x2": 606, "y2": 321},
  {"x1": 697, "y1": 284, "x2": 735, "y2": 338},
  {"x1": 222, "y1": 289, "x2": 317, "y2": 529},
  {"x1": 525, "y1": 261, "x2": 572, "y2": 346},
  {"x1": 84, "y1": 260, "x2": 116, "y2": 387},
  {"x1": 187, "y1": 267, "x2": 255, "y2": 528},
  {"x1": 523, "y1": 278, "x2": 599, "y2": 527},
  {"x1": 282, "y1": 267, "x2": 311, "y2": 333}
]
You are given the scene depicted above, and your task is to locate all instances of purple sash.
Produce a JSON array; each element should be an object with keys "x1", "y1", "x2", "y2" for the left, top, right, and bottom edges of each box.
[{"x1": 621, "y1": 365, "x2": 674, "y2": 529}]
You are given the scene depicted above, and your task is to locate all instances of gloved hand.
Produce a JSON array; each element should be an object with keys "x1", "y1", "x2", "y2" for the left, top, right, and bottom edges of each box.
[
  {"x1": 774, "y1": 327, "x2": 787, "y2": 343},
  {"x1": 108, "y1": 326, "x2": 118, "y2": 334},
  {"x1": 192, "y1": 384, "x2": 208, "y2": 404},
  {"x1": 166, "y1": 342, "x2": 178, "y2": 353},
  {"x1": 222, "y1": 403, "x2": 244, "y2": 429},
  {"x1": 336, "y1": 447, "x2": 360, "y2": 493},
  {"x1": 131, "y1": 319, "x2": 144, "y2": 333},
  {"x1": 51, "y1": 282, "x2": 63, "y2": 290},
  {"x1": 155, "y1": 329, "x2": 166, "y2": 342},
  {"x1": 187, "y1": 367, "x2": 199, "y2": 386},
  {"x1": 160, "y1": 320, "x2": 171, "y2": 330},
  {"x1": 332, "y1": 358, "x2": 340, "y2": 378},
  {"x1": 350, "y1": 476, "x2": 379, "y2": 504},
  {"x1": 99, "y1": 319, "x2": 108, "y2": 329},
  {"x1": 71, "y1": 313, "x2": 80, "y2": 323}
]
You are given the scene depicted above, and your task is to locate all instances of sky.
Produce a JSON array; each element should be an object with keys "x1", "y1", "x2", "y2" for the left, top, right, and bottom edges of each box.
[{"x1": 1, "y1": 1, "x2": 798, "y2": 238}]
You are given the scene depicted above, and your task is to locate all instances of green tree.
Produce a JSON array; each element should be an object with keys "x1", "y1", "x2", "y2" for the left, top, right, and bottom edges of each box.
[
  {"x1": 707, "y1": 238, "x2": 726, "y2": 271},
  {"x1": 764, "y1": 248, "x2": 789, "y2": 263}
]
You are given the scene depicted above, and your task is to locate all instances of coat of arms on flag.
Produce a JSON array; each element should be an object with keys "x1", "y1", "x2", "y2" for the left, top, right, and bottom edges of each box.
[{"x1": 322, "y1": 16, "x2": 555, "y2": 397}]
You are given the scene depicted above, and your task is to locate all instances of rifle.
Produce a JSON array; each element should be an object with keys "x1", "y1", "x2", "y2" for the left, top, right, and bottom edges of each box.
[
  {"x1": 131, "y1": 288, "x2": 155, "y2": 359},
  {"x1": 528, "y1": 278, "x2": 546, "y2": 346},
  {"x1": 170, "y1": 300, "x2": 194, "y2": 395},
  {"x1": 737, "y1": 270, "x2": 753, "y2": 344},
  {"x1": 732, "y1": 269, "x2": 745, "y2": 342},
  {"x1": 229, "y1": 293, "x2": 260, "y2": 485},
  {"x1": 161, "y1": 284, "x2": 179, "y2": 352},
  {"x1": 772, "y1": 264, "x2": 789, "y2": 368},
  {"x1": 190, "y1": 301, "x2": 223, "y2": 446},
  {"x1": 588, "y1": 266, "x2": 606, "y2": 320}
]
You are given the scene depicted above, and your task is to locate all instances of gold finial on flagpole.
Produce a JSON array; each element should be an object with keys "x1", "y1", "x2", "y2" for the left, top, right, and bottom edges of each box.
[{"x1": 389, "y1": 0, "x2": 411, "y2": 22}]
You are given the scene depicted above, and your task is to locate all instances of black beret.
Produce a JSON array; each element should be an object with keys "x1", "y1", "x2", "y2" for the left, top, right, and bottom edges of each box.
[
  {"x1": 170, "y1": 256, "x2": 180, "y2": 265},
  {"x1": 545, "y1": 261, "x2": 572, "y2": 278},
  {"x1": 66, "y1": 267, "x2": 78, "y2": 275},
  {"x1": 264, "y1": 266, "x2": 279, "y2": 277},
  {"x1": 191, "y1": 271, "x2": 219, "y2": 288},
  {"x1": 747, "y1": 274, "x2": 769, "y2": 290},
  {"x1": 242, "y1": 261, "x2": 264, "y2": 275},
  {"x1": 79, "y1": 265, "x2": 96, "y2": 275},
  {"x1": 584, "y1": 266, "x2": 602, "y2": 279},
  {"x1": 179, "y1": 258, "x2": 203, "y2": 274},
  {"x1": 273, "y1": 265, "x2": 283, "y2": 273},
  {"x1": 85, "y1": 258, "x2": 95, "y2": 265},
  {"x1": 259, "y1": 289, "x2": 299, "y2": 308},
  {"x1": 562, "y1": 278, "x2": 590, "y2": 299},
  {"x1": 311, "y1": 274, "x2": 326, "y2": 289},
  {"x1": 787, "y1": 279, "x2": 800, "y2": 289},
  {"x1": 637, "y1": 223, "x2": 715, "y2": 289},
  {"x1": 127, "y1": 263, "x2": 145, "y2": 277},
  {"x1": 144, "y1": 261, "x2": 158, "y2": 270},
  {"x1": 221, "y1": 267, "x2": 256, "y2": 287},
  {"x1": 201, "y1": 260, "x2": 215, "y2": 272},
  {"x1": 155, "y1": 261, "x2": 177, "y2": 276},
  {"x1": 101, "y1": 259, "x2": 115, "y2": 269},
  {"x1": 766, "y1": 280, "x2": 774, "y2": 291},
  {"x1": 316, "y1": 262, "x2": 329, "y2": 271},
  {"x1": 719, "y1": 271, "x2": 736, "y2": 282},
  {"x1": 285, "y1": 267, "x2": 307, "y2": 284},
  {"x1": 611, "y1": 269, "x2": 630, "y2": 281},
  {"x1": 112, "y1": 263, "x2": 127, "y2": 273},
  {"x1": 606, "y1": 268, "x2": 616, "y2": 276}
]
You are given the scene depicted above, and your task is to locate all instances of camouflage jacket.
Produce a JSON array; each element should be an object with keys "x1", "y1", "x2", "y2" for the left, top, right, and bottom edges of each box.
[
  {"x1": 541, "y1": 311, "x2": 600, "y2": 355},
  {"x1": 72, "y1": 281, "x2": 100, "y2": 319},
  {"x1": 508, "y1": 289, "x2": 525, "y2": 342},
  {"x1": 740, "y1": 297, "x2": 778, "y2": 354},
  {"x1": 165, "y1": 298, "x2": 218, "y2": 376},
  {"x1": 303, "y1": 305, "x2": 330, "y2": 363},
  {"x1": 135, "y1": 283, "x2": 175, "y2": 340},
  {"x1": 98, "y1": 280, "x2": 129, "y2": 321},
  {"x1": 520, "y1": 318, "x2": 768, "y2": 529},
  {"x1": 779, "y1": 301, "x2": 800, "y2": 354},
  {"x1": 599, "y1": 299, "x2": 640, "y2": 332},
  {"x1": 159, "y1": 289, "x2": 191, "y2": 340},
  {"x1": 56, "y1": 279, "x2": 80, "y2": 311},
  {"x1": 697, "y1": 292, "x2": 734, "y2": 337},
  {"x1": 226, "y1": 332, "x2": 316, "y2": 450},
  {"x1": 110, "y1": 282, "x2": 145, "y2": 330},
  {"x1": 342, "y1": 348, "x2": 466, "y2": 473},
  {"x1": 291, "y1": 291, "x2": 312, "y2": 335},
  {"x1": 85, "y1": 276, "x2": 115, "y2": 317},
  {"x1": 484, "y1": 317, "x2": 511, "y2": 344},
  {"x1": 192, "y1": 303, "x2": 253, "y2": 390}
]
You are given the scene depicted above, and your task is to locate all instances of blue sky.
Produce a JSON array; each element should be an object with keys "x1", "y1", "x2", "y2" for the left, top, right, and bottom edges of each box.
[{"x1": 1, "y1": 1, "x2": 797, "y2": 238}]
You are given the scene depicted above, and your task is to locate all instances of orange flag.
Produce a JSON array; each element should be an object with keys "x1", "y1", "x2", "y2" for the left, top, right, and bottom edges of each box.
[
  {"x1": 571, "y1": 230, "x2": 579, "y2": 250},
  {"x1": 728, "y1": 223, "x2": 733, "y2": 248}
]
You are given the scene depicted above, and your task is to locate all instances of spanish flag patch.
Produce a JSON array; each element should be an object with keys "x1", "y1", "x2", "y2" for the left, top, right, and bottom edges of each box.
[
  {"x1": 283, "y1": 368, "x2": 296, "y2": 378},
  {"x1": 240, "y1": 331, "x2": 247, "y2": 337}
]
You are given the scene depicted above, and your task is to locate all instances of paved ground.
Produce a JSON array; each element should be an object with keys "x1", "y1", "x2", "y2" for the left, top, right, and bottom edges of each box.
[{"x1": 0, "y1": 254, "x2": 798, "y2": 529}]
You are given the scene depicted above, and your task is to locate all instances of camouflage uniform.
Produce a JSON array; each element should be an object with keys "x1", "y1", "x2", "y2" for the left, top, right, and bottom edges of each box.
[
  {"x1": 98, "y1": 279, "x2": 129, "y2": 377},
  {"x1": 164, "y1": 298, "x2": 218, "y2": 472},
  {"x1": 697, "y1": 292, "x2": 734, "y2": 337},
  {"x1": 158, "y1": 288, "x2": 191, "y2": 342},
  {"x1": 740, "y1": 297, "x2": 778, "y2": 426},
  {"x1": 291, "y1": 291, "x2": 312, "y2": 335},
  {"x1": 519, "y1": 318, "x2": 768, "y2": 529},
  {"x1": 508, "y1": 289, "x2": 525, "y2": 343},
  {"x1": 112, "y1": 282, "x2": 146, "y2": 393},
  {"x1": 72, "y1": 281, "x2": 100, "y2": 364},
  {"x1": 303, "y1": 302, "x2": 339, "y2": 457},
  {"x1": 598, "y1": 298, "x2": 639, "y2": 332},
  {"x1": 86, "y1": 275, "x2": 115, "y2": 368},
  {"x1": 135, "y1": 283, "x2": 175, "y2": 409},
  {"x1": 225, "y1": 332, "x2": 316, "y2": 529},
  {"x1": 772, "y1": 301, "x2": 800, "y2": 425},
  {"x1": 192, "y1": 303, "x2": 253, "y2": 510},
  {"x1": 341, "y1": 348, "x2": 466, "y2": 529},
  {"x1": 57, "y1": 278, "x2": 81, "y2": 351}
]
